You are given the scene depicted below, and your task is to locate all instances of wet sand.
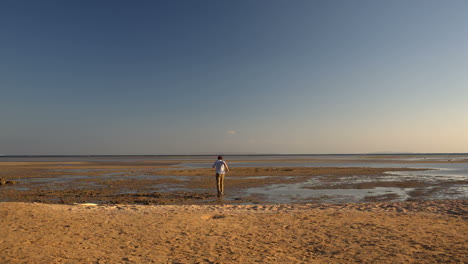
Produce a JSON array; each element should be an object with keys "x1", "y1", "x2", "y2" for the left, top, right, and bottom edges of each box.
[
  {"x1": 0, "y1": 165, "x2": 436, "y2": 205},
  {"x1": 0, "y1": 200, "x2": 466, "y2": 263}
]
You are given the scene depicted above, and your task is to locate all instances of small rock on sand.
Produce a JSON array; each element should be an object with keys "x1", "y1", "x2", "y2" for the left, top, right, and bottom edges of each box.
[{"x1": 0, "y1": 178, "x2": 17, "y2": 185}]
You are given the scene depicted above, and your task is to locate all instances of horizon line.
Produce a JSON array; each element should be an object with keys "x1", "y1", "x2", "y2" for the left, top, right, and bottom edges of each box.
[{"x1": 1, "y1": 152, "x2": 468, "y2": 157}]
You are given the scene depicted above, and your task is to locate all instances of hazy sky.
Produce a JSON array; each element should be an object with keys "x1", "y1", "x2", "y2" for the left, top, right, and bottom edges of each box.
[{"x1": 1, "y1": 0, "x2": 467, "y2": 155}]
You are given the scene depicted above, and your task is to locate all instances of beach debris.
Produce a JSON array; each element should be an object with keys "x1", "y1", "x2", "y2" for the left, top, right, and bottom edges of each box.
[
  {"x1": 212, "y1": 214, "x2": 227, "y2": 219},
  {"x1": 0, "y1": 177, "x2": 17, "y2": 185},
  {"x1": 73, "y1": 203, "x2": 98, "y2": 206}
]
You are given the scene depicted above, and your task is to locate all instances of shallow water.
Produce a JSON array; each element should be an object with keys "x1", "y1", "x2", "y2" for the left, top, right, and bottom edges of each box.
[
  {"x1": 2, "y1": 153, "x2": 467, "y2": 162},
  {"x1": 183, "y1": 161, "x2": 468, "y2": 171},
  {"x1": 244, "y1": 182, "x2": 414, "y2": 203}
]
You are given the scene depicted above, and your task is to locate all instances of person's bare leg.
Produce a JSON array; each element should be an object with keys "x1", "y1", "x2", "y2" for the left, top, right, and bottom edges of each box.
[
  {"x1": 216, "y1": 173, "x2": 221, "y2": 197},
  {"x1": 220, "y1": 174, "x2": 225, "y2": 195}
]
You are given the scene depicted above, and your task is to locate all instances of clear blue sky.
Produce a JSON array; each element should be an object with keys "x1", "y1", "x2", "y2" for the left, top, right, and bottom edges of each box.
[{"x1": 1, "y1": 0, "x2": 467, "y2": 155}]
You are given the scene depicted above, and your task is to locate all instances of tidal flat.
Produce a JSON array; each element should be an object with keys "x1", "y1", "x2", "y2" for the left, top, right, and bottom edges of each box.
[{"x1": 0, "y1": 155, "x2": 466, "y2": 205}]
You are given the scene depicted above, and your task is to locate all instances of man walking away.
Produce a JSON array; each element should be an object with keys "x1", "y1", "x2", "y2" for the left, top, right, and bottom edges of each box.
[{"x1": 212, "y1": 155, "x2": 229, "y2": 197}]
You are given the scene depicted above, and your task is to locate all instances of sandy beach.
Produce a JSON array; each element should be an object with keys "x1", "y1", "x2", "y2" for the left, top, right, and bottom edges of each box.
[
  {"x1": 1, "y1": 157, "x2": 467, "y2": 263},
  {"x1": 0, "y1": 200, "x2": 466, "y2": 263}
]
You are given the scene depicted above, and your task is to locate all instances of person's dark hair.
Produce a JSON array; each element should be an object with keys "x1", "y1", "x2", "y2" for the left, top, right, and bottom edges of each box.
[{"x1": 217, "y1": 155, "x2": 223, "y2": 160}]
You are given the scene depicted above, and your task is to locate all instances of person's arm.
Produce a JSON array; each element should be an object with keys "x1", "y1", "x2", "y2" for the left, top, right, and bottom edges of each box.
[
  {"x1": 224, "y1": 161, "x2": 229, "y2": 171},
  {"x1": 212, "y1": 161, "x2": 216, "y2": 168}
]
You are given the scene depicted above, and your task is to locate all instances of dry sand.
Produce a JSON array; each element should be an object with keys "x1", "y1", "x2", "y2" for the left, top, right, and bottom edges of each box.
[{"x1": 1, "y1": 200, "x2": 466, "y2": 263}]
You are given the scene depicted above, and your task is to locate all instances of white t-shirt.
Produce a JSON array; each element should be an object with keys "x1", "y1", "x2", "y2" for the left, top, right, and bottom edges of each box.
[{"x1": 213, "y1": 160, "x2": 227, "y2": 174}]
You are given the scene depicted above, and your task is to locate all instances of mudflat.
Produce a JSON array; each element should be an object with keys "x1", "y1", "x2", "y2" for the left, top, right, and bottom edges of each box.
[
  {"x1": 0, "y1": 164, "x2": 435, "y2": 204},
  {"x1": 0, "y1": 200, "x2": 466, "y2": 263}
]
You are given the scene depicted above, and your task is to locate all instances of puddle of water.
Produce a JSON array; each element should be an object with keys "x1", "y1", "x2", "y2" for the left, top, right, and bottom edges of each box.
[
  {"x1": 8, "y1": 175, "x2": 106, "y2": 190},
  {"x1": 151, "y1": 184, "x2": 190, "y2": 192},
  {"x1": 15, "y1": 175, "x2": 91, "y2": 184},
  {"x1": 385, "y1": 169, "x2": 468, "y2": 182},
  {"x1": 132, "y1": 175, "x2": 191, "y2": 181},
  {"x1": 116, "y1": 189, "x2": 141, "y2": 195},
  {"x1": 243, "y1": 180, "x2": 414, "y2": 203},
  {"x1": 237, "y1": 175, "x2": 296, "y2": 180},
  {"x1": 427, "y1": 185, "x2": 468, "y2": 200},
  {"x1": 3, "y1": 186, "x2": 31, "y2": 191},
  {"x1": 51, "y1": 169, "x2": 109, "y2": 173}
]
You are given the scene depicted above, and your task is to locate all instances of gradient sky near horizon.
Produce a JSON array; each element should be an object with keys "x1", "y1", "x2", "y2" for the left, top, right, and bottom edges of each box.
[{"x1": 1, "y1": 0, "x2": 467, "y2": 155}]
